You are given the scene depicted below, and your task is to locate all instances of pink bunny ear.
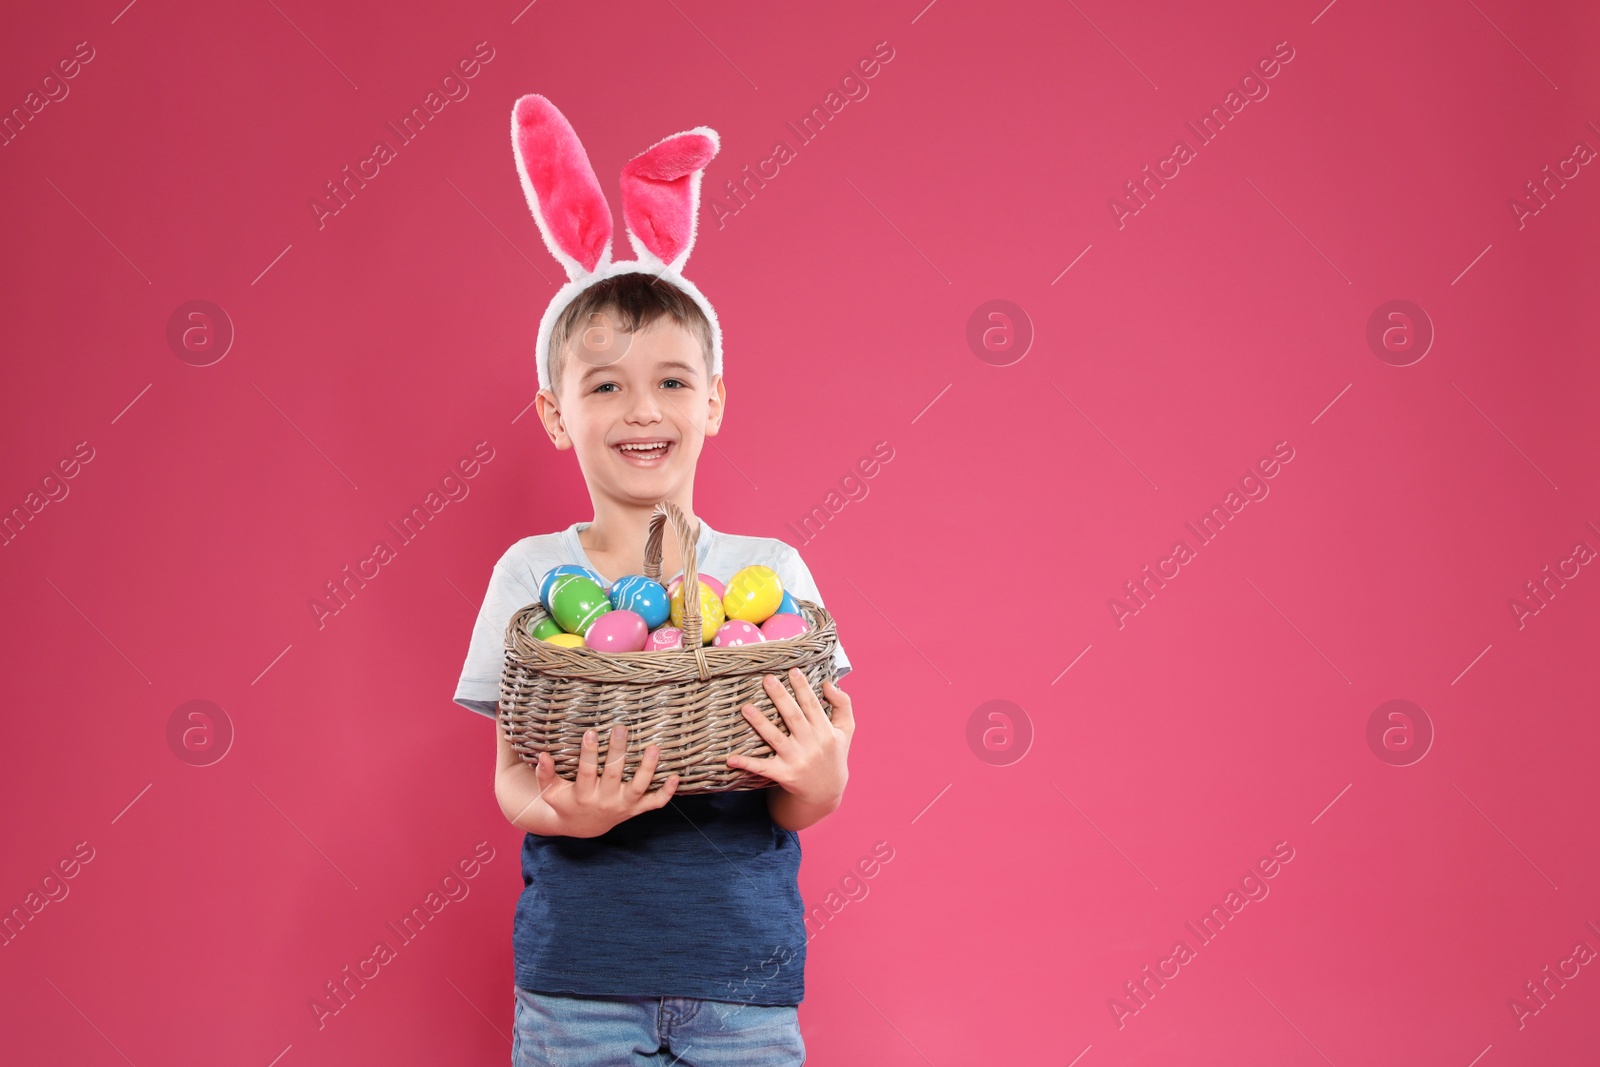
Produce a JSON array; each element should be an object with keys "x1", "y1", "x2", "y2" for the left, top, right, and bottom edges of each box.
[
  {"x1": 511, "y1": 95, "x2": 613, "y2": 278},
  {"x1": 619, "y1": 127, "x2": 720, "y2": 271}
]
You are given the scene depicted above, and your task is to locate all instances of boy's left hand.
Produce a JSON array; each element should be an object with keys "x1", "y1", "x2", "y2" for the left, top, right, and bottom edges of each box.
[{"x1": 726, "y1": 667, "x2": 854, "y2": 807}]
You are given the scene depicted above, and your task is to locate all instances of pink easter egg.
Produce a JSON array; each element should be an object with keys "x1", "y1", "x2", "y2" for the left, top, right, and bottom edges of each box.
[
  {"x1": 644, "y1": 626, "x2": 684, "y2": 651},
  {"x1": 760, "y1": 613, "x2": 811, "y2": 641},
  {"x1": 712, "y1": 619, "x2": 766, "y2": 648},
  {"x1": 584, "y1": 609, "x2": 648, "y2": 653}
]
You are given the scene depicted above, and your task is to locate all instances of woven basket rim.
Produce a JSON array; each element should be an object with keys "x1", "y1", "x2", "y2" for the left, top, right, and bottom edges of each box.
[{"x1": 504, "y1": 597, "x2": 836, "y2": 684}]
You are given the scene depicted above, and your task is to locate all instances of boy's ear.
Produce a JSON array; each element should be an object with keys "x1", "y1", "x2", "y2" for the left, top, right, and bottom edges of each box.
[
  {"x1": 704, "y1": 373, "x2": 726, "y2": 435},
  {"x1": 534, "y1": 388, "x2": 569, "y2": 447}
]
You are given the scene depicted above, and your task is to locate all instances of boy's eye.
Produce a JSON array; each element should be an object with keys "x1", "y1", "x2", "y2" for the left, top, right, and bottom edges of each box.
[{"x1": 591, "y1": 378, "x2": 688, "y2": 394}]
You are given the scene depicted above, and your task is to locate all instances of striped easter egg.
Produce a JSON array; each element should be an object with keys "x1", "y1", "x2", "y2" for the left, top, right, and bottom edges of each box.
[
  {"x1": 547, "y1": 574, "x2": 611, "y2": 636},
  {"x1": 541, "y1": 565, "x2": 607, "y2": 610}
]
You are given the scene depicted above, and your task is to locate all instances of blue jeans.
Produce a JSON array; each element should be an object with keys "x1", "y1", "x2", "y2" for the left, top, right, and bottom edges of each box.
[{"x1": 512, "y1": 986, "x2": 805, "y2": 1066}]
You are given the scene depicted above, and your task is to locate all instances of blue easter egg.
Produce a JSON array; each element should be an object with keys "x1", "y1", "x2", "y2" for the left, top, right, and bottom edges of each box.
[
  {"x1": 773, "y1": 590, "x2": 803, "y2": 616},
  {"x1": 541, "y1": 564, "x2": 607, "y2": 610},
  {"x1": 608, "y1": 574, "x2": 670, "y2": 629}
]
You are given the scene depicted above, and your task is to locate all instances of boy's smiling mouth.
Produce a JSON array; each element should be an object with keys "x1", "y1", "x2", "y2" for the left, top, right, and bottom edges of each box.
[{"x1": 612, "y1": 438, "x2": 675, "y2": 466}]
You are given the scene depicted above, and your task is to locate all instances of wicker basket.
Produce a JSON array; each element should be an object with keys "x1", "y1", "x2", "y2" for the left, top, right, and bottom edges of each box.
[{"x1": 498, "y1": 500, "x2": 840, "y2": 795}]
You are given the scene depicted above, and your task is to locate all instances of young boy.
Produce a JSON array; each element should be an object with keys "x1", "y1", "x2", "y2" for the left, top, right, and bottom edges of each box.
[{"x1": 452, "y1": 271, "x2": 857, "y2": 1067}]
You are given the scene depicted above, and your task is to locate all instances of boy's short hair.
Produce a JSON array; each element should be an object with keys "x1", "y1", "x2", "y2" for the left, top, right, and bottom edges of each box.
[{"x1": 547, "y1": 272, "x2": 716, "y2": 395}]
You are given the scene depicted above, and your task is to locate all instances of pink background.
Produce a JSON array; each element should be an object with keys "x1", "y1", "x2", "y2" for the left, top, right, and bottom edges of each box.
[{"x1": 3, "y1": 0, "x2": 1598, "y2": 1063}]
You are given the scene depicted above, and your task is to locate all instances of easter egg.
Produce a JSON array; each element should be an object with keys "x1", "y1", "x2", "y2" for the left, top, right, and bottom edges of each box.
[
  {"x1": 668, "y1": 573, "x2": 725, "y2": 602},
  {"x1": 531, "y1": 616, "x2": 564, "y2": 641},
  {"x1": 713, "y1": 619, "x2": 766, "y2": 647},
  {"x1": 723, "y1": 565, "x2": 784, "y2": 624},
  {"x1": 773, "y1": 590, "x2": 803, "y2": 616},
  {"x1": 644, "y1": 626, "x2": 684, "y2": 651},
  {"x1": 542, "y1": 632, "x2": 585, "y2": 648},
  {"x1": 608, "y1": 574, "x2": 670, "y2": 629},
  {"x1": 585, "y1": 609, "x2": 648, "y2": 653},
  {"x1": 548, "y1": 574, "x2": 611, "y2": 636},
  {"x1": 541, "y1": 565, "x2": 606, "y2": 609},
  {"x1": 669, "y1": 580, "x2": 726, "y2": 645},
  {"x1": 760, "y1": 613, "x2": 810, "y2": 641}
]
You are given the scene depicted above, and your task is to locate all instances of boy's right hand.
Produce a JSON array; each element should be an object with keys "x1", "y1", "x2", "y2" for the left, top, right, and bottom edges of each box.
[{"x1": 532, "y1": 726, "x2": 680, "y2": 838}]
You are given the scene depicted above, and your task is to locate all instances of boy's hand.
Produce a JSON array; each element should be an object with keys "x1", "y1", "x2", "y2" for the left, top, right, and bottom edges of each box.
[
  {"x1": 726, "y1": 668, "x2": 854, "y2": 810},
  {"x1": 533, "y1": 726, "x2": 680, "y2": 838}
]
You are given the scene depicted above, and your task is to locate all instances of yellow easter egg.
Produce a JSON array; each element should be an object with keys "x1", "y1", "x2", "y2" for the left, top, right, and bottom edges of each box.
[
  {"x1": 670, "y1": 580, "x2": 726, "y2": 645},
  {"x1": 542, "y1": 632, "x2": 585, "y2": 648},
  {"x1": 723, "y1": 565, "x2": 784, "y2": 623}
]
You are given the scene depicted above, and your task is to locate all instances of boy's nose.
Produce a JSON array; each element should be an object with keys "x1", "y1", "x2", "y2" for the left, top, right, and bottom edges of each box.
[{"x1": 625, "y1": 394, "x2": 664, "y2": 423}]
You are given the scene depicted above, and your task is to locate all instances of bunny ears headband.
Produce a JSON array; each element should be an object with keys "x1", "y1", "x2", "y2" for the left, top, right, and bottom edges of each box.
[{"x1": 511, "y1": 94, "x2": 723, "y2": 394}]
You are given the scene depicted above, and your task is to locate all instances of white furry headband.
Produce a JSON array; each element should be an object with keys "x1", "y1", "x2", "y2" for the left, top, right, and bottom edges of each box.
[{"x1": 510, "y1": 94, "x2": 723, "y2": 394}]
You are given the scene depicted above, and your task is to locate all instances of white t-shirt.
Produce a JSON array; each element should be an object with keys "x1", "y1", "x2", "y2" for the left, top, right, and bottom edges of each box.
[{"x1": 453, "y1": 517, "x2": 851, "y2": 718}]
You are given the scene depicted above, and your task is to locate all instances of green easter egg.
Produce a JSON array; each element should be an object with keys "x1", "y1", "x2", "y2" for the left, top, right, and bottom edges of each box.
[
  {"x1": 549, "y1": 574, "x2": 611, "y2": 636},
  {"x1": 531, "y1": 616, "x2": 564, "y2": 641}
]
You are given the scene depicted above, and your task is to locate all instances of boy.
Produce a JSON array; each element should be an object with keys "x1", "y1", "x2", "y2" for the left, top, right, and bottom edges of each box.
[{"x1": 452, "y1": 271, "x2": 857, "y2": 1067}]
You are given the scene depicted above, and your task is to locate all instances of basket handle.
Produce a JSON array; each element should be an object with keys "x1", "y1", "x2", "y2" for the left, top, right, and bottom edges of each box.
[{"x1": 643, "y1": 500, "x2": 712, "y2": 677}]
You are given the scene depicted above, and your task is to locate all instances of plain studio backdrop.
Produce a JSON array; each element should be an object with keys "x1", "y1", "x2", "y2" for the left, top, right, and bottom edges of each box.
[{"x1": 2, "y1": 1, "x2": 1598, "y2": 1064}]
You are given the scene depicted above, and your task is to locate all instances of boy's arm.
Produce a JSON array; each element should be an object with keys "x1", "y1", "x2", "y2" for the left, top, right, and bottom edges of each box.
[
  {"x1": 767, "y1": 786, "x2": 842, "y2": 833},
  {"x1": 495, "y1": 725, "x2": 560, "y2": 835}
]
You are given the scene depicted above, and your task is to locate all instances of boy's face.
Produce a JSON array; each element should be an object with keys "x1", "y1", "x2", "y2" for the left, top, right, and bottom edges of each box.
[{"x1": 536, "y1": 315, "x2": 725, "y2": 507}]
